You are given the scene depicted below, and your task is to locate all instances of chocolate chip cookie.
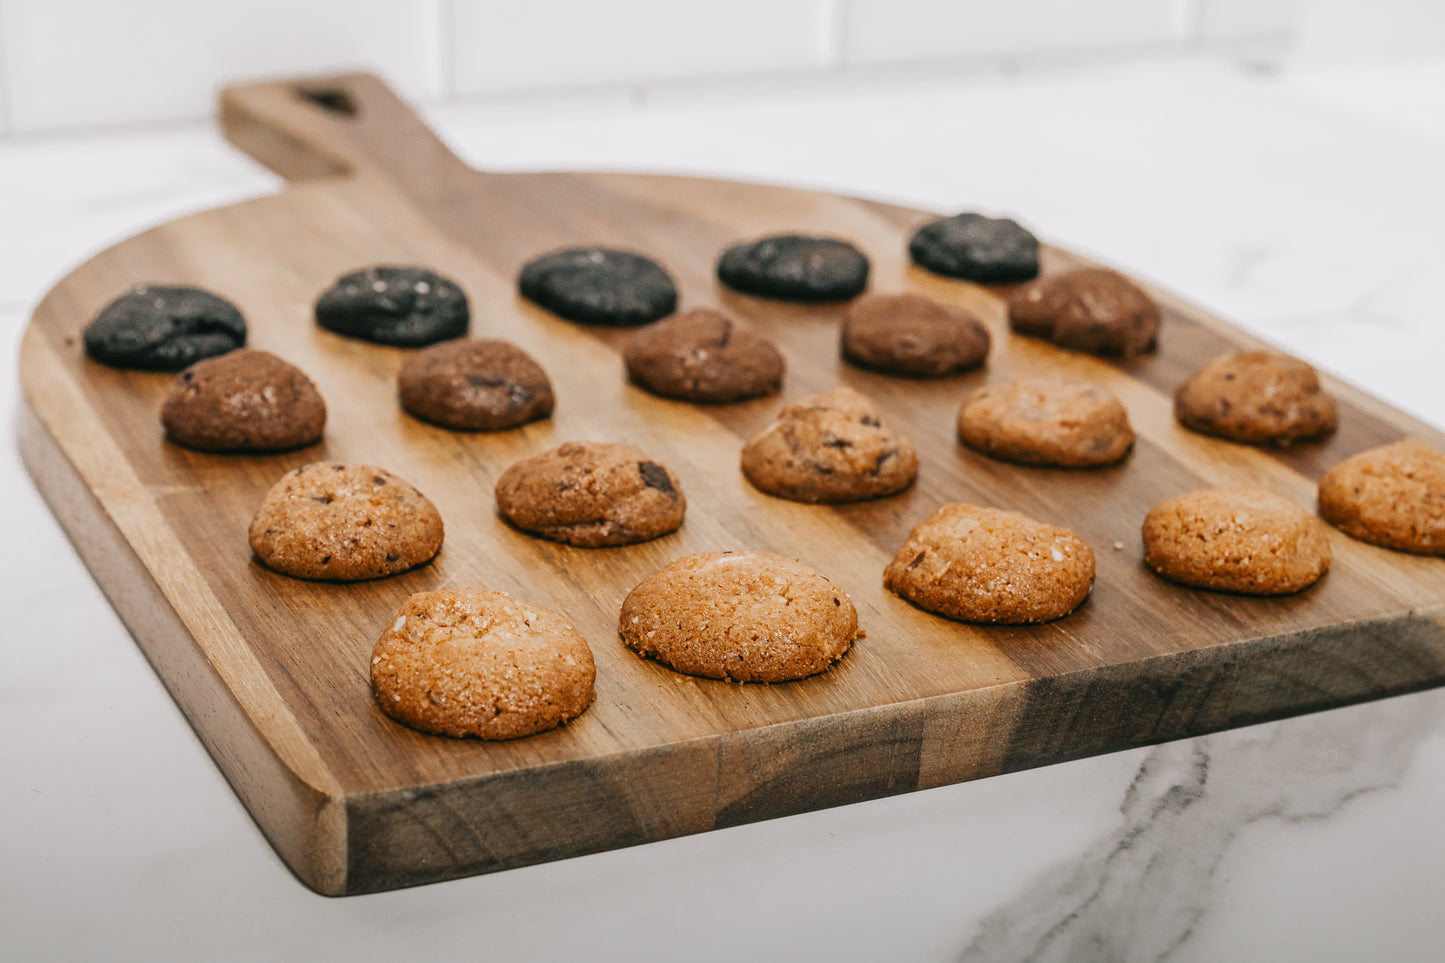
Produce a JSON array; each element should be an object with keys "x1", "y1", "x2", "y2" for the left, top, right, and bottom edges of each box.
[
  {"x1": 623, "y1": 307, "x2": 785, "y2": 403},
  {"x1": 1175, "y1": 350, "x2": 1338, "y2": 446},
  {"x1": 161, "y1": 349, "x2": 326, "y2": 451},
  {"x1": 841, "y1": 292, "x2": 990, "y2": 377},
  {"x1": 519, "y1": 247, "x2": 678, "y2": 326},
  {"x1": 398, "y1": 338, "x2": 554, "y2": 431},
  {"x1": 314, "y1": 265, "x2": 469, "y2": 347},
  {"x1": 1008, "y1": 268, "x2": 1161, "y2": 356},
  {"x1": 956, "y1": 376, "x2": 1134, "y2": 467},
  {"x1": 83, "y1": 284, "x2": 246, "y2": 370},
  {"x1": 908, "y1": 212, "x2": 1040, "y2": 283},
  {"x1": 1318, "y1": 438, "x2": 1445, "y2": 555},
  {"x1": 717, "y1": 234, "x2": 869, "y2": 301}
]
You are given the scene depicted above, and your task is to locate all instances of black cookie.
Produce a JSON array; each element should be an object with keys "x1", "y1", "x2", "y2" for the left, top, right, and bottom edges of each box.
[
  {"x1": 909, "y1": 213, "x2": 1039, "y2": 283},
  {"x1": 314, "y1": 266, "x2": 469, "y2": 347},
  {"x1": 83, "y1": 285, "x2": 246, "y2": 371},
  {"x1": 518, "y1": 248, "x2": 677, "y2": 326},
  {"x1": 716, "y1": 235, "x2": 869, "y2": 301}
]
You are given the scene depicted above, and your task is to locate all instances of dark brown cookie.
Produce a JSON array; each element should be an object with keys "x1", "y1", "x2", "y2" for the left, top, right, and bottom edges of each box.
[
  {"x1": 314, "y1": 266, "x2": 469, "y2": 347},
  {"x1": 623, "y1": 307, "x2": 785, "y2": 403},
  {"x1": 884, "y1": 504, "x2": 1095, "y2": 623},
  {"x1": 161, "y1": 349, "x2": 325, "y2": 452},
  {"x1": 1175, "y1": 350, "x2": 1338, "y2": 447},
  {"x1": 841, "y1": 292, "x2": 990, "y2": 377},
  {"x1": 248, "y1": 463, "x2": 444, "y2": 581},
  {"x1": 398, "y1": 338, "x2": 554, "y2": 431},
  {"x1": 495, "y1": 441, "x2": 686, "y2": 547},
  {"x1": 740, "y1": 387, "x2": 918, "y2": 503},
  {"x1": 908, "y1": 212, "x2": 1040, "y2": 283},
  {"x1": 956, "y1": 377, "x2": 1133, "y2": 467},
  {"x1": 371, "y1": 589, "x2": 596, "y2": 740},
  {"x1": 1142, "y1": 489, "x2": 1331, "y2": 594},
  {"x1": 1318, "y1": 438, "x2": 1445, "y2": 555},
  {"x1": 84, "y1": 284, "x2": 246, "y2": 371},
  {"x1": 716, "y1": 234, "x2": 869, "y2": 301},
  {"x1": 1008, "y1": 268, "x2": 1161, "y2": 356},
  {"x1": 619, "y1": 551, "x2": 859, "y2": 682}
]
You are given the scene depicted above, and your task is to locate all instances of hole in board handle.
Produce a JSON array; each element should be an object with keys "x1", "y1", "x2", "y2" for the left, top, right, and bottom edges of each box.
[{"x1": 295, "y1": 86, "x2": 358, "y2": 117}]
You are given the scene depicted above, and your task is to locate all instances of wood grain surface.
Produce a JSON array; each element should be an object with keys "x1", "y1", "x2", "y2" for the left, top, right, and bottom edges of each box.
[{"x1": 18, "y1": 74, "x2": 1445, "y2": 895}]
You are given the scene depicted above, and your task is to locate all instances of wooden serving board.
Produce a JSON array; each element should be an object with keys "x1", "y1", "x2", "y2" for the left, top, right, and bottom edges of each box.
[{"x1": 18, "y1": 74, "x2": 1445, "y2": 896}]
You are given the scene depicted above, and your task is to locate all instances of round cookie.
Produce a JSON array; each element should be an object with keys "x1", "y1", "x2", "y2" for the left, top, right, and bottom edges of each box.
[
  {"x1": 83, "y1": 284, "x2": 246, "y2": 371},
  {"x1": 371, "y1": 589, "x2": 596, "y2": 740},
  {"x1": 1008, "y1": 268, "x2": 1161, "y2": 357},
  {"x1": 495, "y1": 442, "x2": 686, "y2": 547},
  {"x1": 619, "y1": 551, "x2": 859, "y2": 682},
  {"x1": 1142, "y1": 489, "x2": 1331, "y2": 594},
  {"x1": 519, "y1": 247, "x2": 677, "y2": 326},
  {"x1": 1175, "y1": 350, "x2": 1338, "y2": 447},
  {"x1": 1318, "y1": 438, "x2": 1445, "y2": 555},
  {"x1": 716, "y1": 234, "x2": 869, "y2": 302},
  {"x1": 398, "y1": 338, "x2": 554, "y2": 431},
  {"x1": 314, "y1": 265, "x2": 469, "y2": 347},
  {"x1": 740, "y1": 387, "x2": 918, "y2": 503},
  {"x1": 884, "y1": 504, "x2": 1095, "y2": 623},
  {"x1": 908, "y1": 212, "x2": 1040, "y2": 283},
  {"x1": 248, "y1": 463, "x2": 444, "y2": 581},
  {"x1": 956, "y1": 377, "x2": 1134, "y2": 467},
  {"x1": 161, "y1": 349, "x2": 326, "y2": 451},
  {"x1": 623, "y1": 307, "x2": 785, "y2": 403},
  {"x1": 841, "y1": 292, "x2": 990, "y2": 377}
]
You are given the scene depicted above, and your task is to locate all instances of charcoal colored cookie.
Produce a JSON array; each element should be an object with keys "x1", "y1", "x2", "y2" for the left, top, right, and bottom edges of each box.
[
  {"x1": 1175, "y1": 350, "x2": 1338, "y2": 447},
  {"x1": 623, "y1": 307, "x2": 785, "y2": 403},
  {"x1": 519, "y1": 247, "x2": 677, "y2": 326},
  {"x1": 841, "y1": 292, "x2": 990, "y2": 377},
  {"x1": 1142, "y1": 489, "x2": 1331, "y2": 594},
  {"x1": 740, "y1": 387, "x2": 918, "y2": 503},
  {"x1": 315, "y1": 265, "x2": 468, "y2": 347},
  {"x1": 399, "y1": 338, "x2": 554, "y2": 431},
  {"x1": 716, "y1": 234, "x2": 869, "y2": 301},
  {"x1": 1008, "y1": 268, "x2": 1161, "y2": 357},
  {"x1": 1318, "y1": 438, "x2": 1445, "y2": 555},
  {"x1": 161, "y1": 349, "x2": 326, "y2": 451},
  {"x1": 908, "y1": 212, "x2": 1040, "y2": 283},
  {"x1": 884, "y1": 504, "x2": 1095, "y2": 623},
  {"x1": 957, "y1": 376, "x2": 1133, "y2": 467},
  {"x1": 619, "y1": 551, "x2": 859, "y2": 682},
  {"x1": 371, "y1": 588, "x2": 596, "y2": 740},
  {"x1": 83, "y1": 284, "x2": 246, "y2": 371},
  {"x1": 248, "y1": 463, "x2": 444, "y2": 581},
  {"x1": 495, "y1": 441, "x2": 686, "y2": 547}
]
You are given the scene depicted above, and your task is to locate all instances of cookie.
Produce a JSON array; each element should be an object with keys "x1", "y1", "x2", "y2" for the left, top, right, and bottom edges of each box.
[
  {"x1": 519, "y1": 247, "x2": 677, "y2": 326},
  {"x1": 161, "y1": 349, "x2": 326, "y2": 452},
  {"x1": 314, "y1": 265, "x2": 469, "y2": 347},
  {"x1": 398, "y1": 338, "x2": 554, "y2": 431},
  {"x1": 1318, "y1": 438, "x2": 1445, "y2": 555},
  {"x1": 248, "y1": 463, "x2": 444, "y2": 581},
  {"x1": 83, "y1": 284, "x2": 246, "y2": 371},
  {"x1": 716, "y1": 234, "x2": 869, "y2": 301},
  {"x1": 884, "y1": 504, "x2": 1095, "y2": 623},
  {"x1": 495, "y1": 442, "x2": 686, "y2": 547},
  {"x1": 1142, "y1": 489, "x2": 1331, "y2": 594},
  {"x1": 956, "y1": 377, "x2": 1133, "y2": 467},
  {"x1": 841, "y1": 292, "x2": 990, "y2": 377},
  {"x1": 1008, "y1": 268, "x2": 1161, "y2": 357},
  {"x1": 908, "y1": 212, "x2": 1040, "y2": 283},
  {"x1": 619, "y1": 551, "x2": 858, "y2": 682},
  {"x1": 371, "y1": 589, "x2": 596, "y2": 740},
  {"x1": 1175, "y1": 350, "x2": 1338, "y2": 447},
  {"x1": 623, "y1": 307, "x2": 785, "y2": 403},
  {"x1": 740, "y1": 387, "x2": 918, "y2": 503}
]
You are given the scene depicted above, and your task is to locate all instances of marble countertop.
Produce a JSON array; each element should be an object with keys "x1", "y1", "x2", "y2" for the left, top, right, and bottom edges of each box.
[{"x1": 4, "y1": 56, "x2": 1444, "y2": 961}]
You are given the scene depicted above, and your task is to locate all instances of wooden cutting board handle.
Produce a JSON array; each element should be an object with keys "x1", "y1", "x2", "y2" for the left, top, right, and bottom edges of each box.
[{"x1": 219, "y1": 72, "x2": 474, "y2": 187}]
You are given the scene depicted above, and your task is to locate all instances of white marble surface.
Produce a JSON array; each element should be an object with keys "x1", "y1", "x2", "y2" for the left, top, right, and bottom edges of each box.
[{"x1": 3, "y1": 57, "x2": 1444, "y2": 961}]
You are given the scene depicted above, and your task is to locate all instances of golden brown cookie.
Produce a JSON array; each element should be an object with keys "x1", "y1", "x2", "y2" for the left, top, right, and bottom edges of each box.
[
  {"x1": 740, "y1": 387, "x2": 918, "y2": 503},
  {"x1": 840, "y1": 292, "x2": 990, "y2": 377},
  {"x1": 1175, "y1": 351, "x2": 1337, "y2": 446},
  {"x1": 248, "y1": 463, "x2": 444, "y2": 581},
  {"x1": 1008, "y1": 268, "x2": 1161, "y2": 356},
  {"x1": 884, "y1": 504, "x2": 1095, "y2": 623},
  {"x1": 398, "y1": 338, "x2": 554, "y2": 431},
  {"x1": 619, "y1": 551, "x2": 859, "y2": 682},
  {"x1": 495, "y1": 441, "x2": 686, "y2": 547},
  {"x1": 160, "y1": 349, "x2": 325, "y2": 451},
  {"x1": 623, "y1": 307, "x2": 785, "y2": 403},
  {"x1": 1142, "y1": 489, "x2": 1331, "y2": 594},
  {"x1": 371, "y1": 589, "x2": 596, "y2": 739},
  {"x1": 956, "y1": 377, "x2": 1133, "y2": 467},
  {"x1": 1318, "y1": 438, "x2": 1445, "y2": 555}
]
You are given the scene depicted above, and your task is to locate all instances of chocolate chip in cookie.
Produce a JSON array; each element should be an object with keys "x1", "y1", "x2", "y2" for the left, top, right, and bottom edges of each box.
[
  {"x1": 623, "y1": 307, "x2": 785, "y2": 403},
  {"x1": 717, "y1": 234, "x2": 869, "y2": 301},
  {"x1": 314, "y1": 265, "x2": 469, "y2": 347},
  {"x1": 84, "y1": 285, "x2": 246, "y2": 371}
]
